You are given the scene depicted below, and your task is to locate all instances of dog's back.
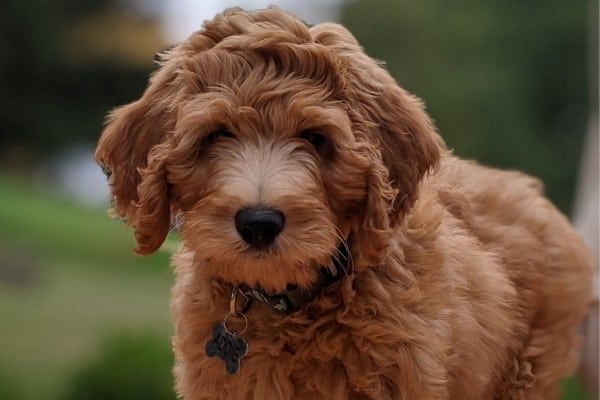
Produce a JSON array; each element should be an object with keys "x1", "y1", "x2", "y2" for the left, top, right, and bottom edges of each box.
[{"x1": 429, "y1": 156, "x2": 591, "y2": 399}]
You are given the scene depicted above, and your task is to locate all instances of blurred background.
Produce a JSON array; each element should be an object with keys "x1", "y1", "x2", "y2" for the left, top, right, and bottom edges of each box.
[{"x1": 0, "y1": 0, "x2": 597, "y2": 399}]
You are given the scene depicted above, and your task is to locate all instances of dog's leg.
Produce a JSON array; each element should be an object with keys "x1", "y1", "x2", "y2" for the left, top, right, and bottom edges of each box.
[{"x1": 494, "y1": 324, "x2": 581, "y2": 400}]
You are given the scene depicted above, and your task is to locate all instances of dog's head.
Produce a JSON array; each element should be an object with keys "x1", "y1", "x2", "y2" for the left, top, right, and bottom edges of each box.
[{"x1": 95, "y1": 7, "x2": 442, "y2": 292}]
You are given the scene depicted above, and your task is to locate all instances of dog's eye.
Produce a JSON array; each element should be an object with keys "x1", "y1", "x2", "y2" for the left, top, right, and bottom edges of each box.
[
  {"x1": 206, "y1": 129, "x2": 235, "y2": 144},
  {"x1": 299, "y1": 130, "x2": 326, "y2": 150},
  {"x1": 100, "y1": 165, "x2": 112, "y2": 178}
]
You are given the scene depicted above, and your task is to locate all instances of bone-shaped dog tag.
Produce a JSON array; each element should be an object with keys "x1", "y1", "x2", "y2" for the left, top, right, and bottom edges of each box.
[{"x1": 205, "y1": 321, "x2": 248, "y2": 374}]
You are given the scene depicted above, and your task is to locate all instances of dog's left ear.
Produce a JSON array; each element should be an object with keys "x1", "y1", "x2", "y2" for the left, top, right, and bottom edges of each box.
[{"x1": 312, "y1": 24, "x2": 443, "y2": 262}]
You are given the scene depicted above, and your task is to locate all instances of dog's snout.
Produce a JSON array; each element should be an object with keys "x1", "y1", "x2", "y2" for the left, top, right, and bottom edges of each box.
[{"x1": 235, "y1": 207, "x2": 285, "y2": 248}]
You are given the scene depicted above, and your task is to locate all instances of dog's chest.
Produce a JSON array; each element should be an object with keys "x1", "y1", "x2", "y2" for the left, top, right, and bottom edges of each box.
[{"x1": 198, "y1": 314, "x2": 396, "y2": 399}]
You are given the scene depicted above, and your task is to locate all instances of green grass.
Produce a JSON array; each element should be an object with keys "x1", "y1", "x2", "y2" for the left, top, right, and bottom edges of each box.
[
  {"x1": 0, "y1": 177, "x2": 593, "y2": 399},
  {"x1": 0, "y1": 177, "x2": 169, "y2": 269},
  {"x1": 0, "y1": 177, "x2": 174, "y2": 400}
]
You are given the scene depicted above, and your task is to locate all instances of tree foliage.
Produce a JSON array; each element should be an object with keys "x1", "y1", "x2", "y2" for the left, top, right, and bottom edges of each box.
[
  {"x1": 0, "y1": 0, "x2": 159, "y2": 168},
  {"x1": 64, "y1": 334, "x2": 176, "y2": 400}
]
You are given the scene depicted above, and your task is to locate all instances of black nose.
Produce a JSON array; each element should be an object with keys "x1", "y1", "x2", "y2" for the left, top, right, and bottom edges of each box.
[{"x1": 235, "y1": 207, "x2": 285, "y2": 248}]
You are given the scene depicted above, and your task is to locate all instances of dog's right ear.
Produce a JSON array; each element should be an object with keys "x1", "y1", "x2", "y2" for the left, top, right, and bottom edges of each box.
[{"x1": 95, "y1": 63, "x2": 178, "y2": 255}]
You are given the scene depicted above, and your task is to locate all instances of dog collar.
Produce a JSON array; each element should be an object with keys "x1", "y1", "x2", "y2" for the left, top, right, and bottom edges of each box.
[{"x1": 239, "y1": 240, "x2": 350, "y2": 313}]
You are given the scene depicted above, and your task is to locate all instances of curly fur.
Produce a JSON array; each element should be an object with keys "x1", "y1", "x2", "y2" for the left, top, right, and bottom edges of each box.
[{"x1": 95, "y1": 7, "x2": 592, "y2": 400}]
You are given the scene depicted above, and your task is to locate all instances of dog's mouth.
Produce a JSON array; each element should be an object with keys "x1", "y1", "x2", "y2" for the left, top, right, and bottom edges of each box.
[{"x1": 246, "y1": 248, "x2": 278, "y2": 258}]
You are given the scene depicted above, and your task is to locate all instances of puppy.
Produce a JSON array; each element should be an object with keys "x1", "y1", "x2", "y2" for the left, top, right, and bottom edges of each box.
[{"x1": 95, "y1": 7, "x2": 592, "y2": 400}]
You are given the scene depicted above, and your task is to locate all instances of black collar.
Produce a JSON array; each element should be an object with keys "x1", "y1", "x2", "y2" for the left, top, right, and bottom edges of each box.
[{"x1": 239, "y1": 240, "x2": 351, "y2": 313}]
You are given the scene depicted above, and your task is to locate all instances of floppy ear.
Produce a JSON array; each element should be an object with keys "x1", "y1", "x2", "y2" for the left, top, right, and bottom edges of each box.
[
  {"x1": 95, "y1": 61, "x2": 178, "y2": 255},
  {"x1": 311, "y1": 24, "x2": 443, "y2": 262}
]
